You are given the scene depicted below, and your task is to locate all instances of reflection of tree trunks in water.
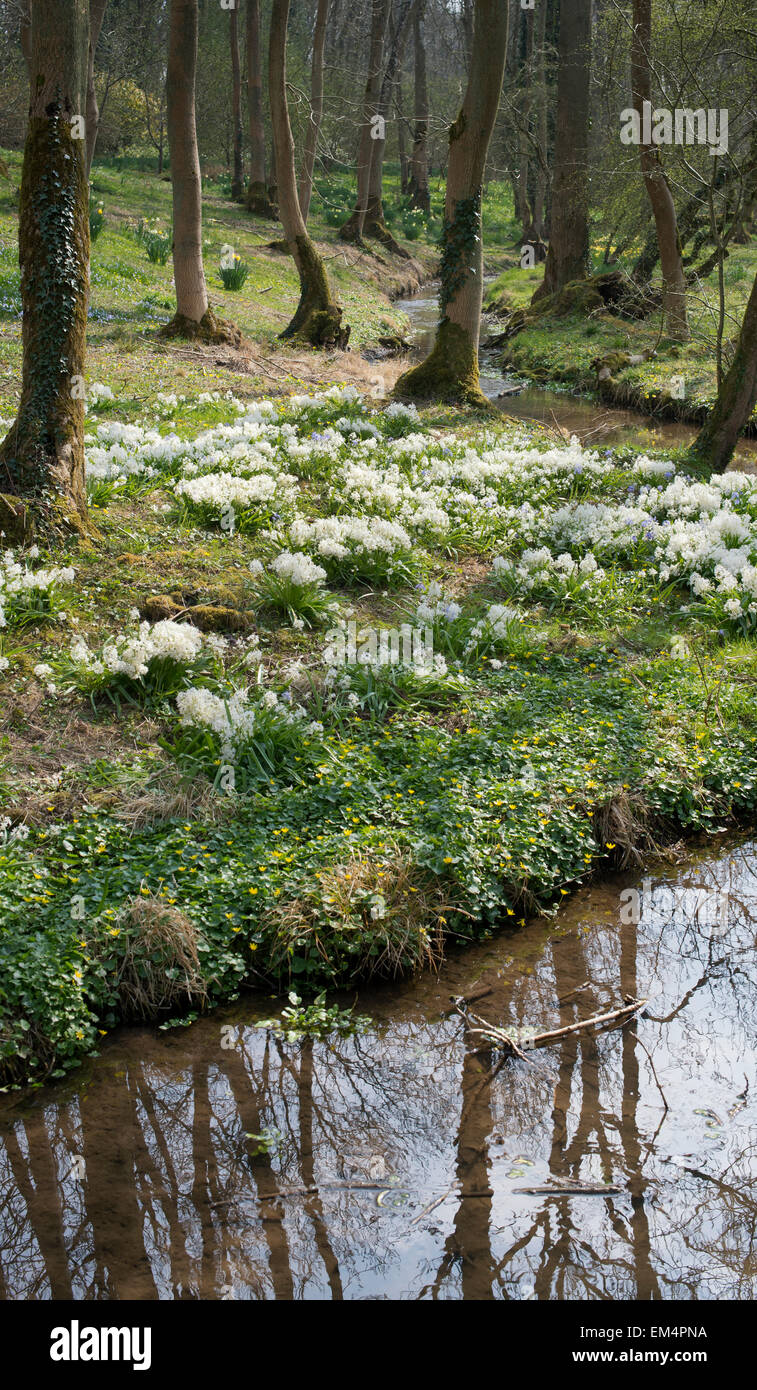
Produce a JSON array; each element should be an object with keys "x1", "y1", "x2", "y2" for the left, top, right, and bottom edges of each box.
[
  {"x1": 297, "y1": 1040, "x2": 343, "y2": 1298},
  {"x1": 619, "y1": 915, "x2": 659, "y2": 1299},
  {"x1": 219, "y1": 1042, "x2": 295, "y2": 1300},
  {"x1": 3, "y1": 1121, "x2": 73, "y2": 1298},
  {"x1": 78, "y1": 1066, "x2": 159, "y2": 1297},
  {"x1": 126, "y1": 1066, "x2": 201, "y2": 1296},
  {"x1": 187, "y1": 1061, "x2": 222, "y2": 1296},
  {"x1": 432, "y1": 1039, "x2": 496, "y2": 1299}
]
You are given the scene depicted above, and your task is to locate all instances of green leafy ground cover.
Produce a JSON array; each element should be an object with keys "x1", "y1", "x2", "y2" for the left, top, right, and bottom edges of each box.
[{"x1": 1, "y1": 157, "x2": 756, "y2": 1089}]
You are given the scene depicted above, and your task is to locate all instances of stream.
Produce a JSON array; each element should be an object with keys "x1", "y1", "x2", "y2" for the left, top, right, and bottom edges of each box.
[
  {"x1": 0, "y1": 835, "x2": 755, "y2": 1300},
  {"x1": 395, "y1": 283, "x2": 757, "y2": 466}
]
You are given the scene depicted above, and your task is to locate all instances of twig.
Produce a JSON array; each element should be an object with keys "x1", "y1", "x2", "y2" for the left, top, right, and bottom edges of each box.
[
  {"x1": 466, "y1": 997, "x2": 647, "y2": 1056},
  {"x1": 513, "y1": 1183, "x2": 623, "y2": 1196}
]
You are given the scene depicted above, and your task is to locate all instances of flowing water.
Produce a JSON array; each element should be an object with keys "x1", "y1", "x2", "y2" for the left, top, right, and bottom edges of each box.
[
  {"x1": 0, "y1": 836, "x2": 755, "y2": 1300},
  {"x1": 394, "y1": 283, "x2": 757, "y2": 467}
]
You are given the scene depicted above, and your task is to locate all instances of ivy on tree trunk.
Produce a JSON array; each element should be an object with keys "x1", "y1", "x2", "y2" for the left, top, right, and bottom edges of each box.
[{"x1": 0, "y1": 0, "x2": 92, "y2": 545}]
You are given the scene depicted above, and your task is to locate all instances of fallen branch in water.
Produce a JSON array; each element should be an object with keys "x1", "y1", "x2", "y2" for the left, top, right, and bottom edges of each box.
[
  {"x1": 464, "y1": 997, "x2": 647, "y2": 1056},
  {"x1": 513, "y1": 1182, "x2": 623, "y2": 1196}
]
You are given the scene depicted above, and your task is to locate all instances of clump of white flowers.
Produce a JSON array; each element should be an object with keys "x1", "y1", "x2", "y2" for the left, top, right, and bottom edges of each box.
[
  {"x1": 250, "y1": 550, "x2": 337, "y2": 627},
  {"x1": 0, "y1": 548, "x2": 75, "y2": 630},
  {"x1": 287, "y1": 515, "x2": 416, "y2": 583},
  {"x1": 62, "y1": 618, "x2": 213, "y2": 702}
]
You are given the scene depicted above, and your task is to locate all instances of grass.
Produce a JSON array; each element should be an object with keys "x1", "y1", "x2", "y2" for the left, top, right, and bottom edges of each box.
[
  {"x1": 0, "y1": 154, "x2": 756, "y2": 1089},
  {"x1": 484, "y1": 235, "x2": 757, "y2": 428}
]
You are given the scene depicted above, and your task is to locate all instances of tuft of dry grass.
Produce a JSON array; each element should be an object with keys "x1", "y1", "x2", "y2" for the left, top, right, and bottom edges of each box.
[
  {"x1": 592, "y1": 789, "x2": 659, "y2": 868},
  {"x1": 263, "y1": 847, "x2": 451, "y2": 984},
  {"x1": 103, "y1": 894, "x2": 210, "y2": 1021}
]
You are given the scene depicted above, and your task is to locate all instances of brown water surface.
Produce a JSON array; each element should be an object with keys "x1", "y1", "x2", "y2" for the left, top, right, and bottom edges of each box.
[
  {"x1": 0, "y1": 837, "x2": 755, "y2": 1300},
  {"x1": 395, "y1": 284, "x2": 757, "y2": 467}
]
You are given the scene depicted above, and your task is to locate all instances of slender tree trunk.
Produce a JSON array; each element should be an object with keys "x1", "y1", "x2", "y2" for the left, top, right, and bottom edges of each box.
[
  {"x1": 164, "y1": 0, "x2": 208, "y2": 327},
  {"x1": 85, "y1": 0, "x2": 108, "y2": 175},
  {"x1": 0, "y1": 0, "x2": 91, "y2": 544},
  {"x1": 298, "y1": 0, "x2": 329, "y2": 224},
  {"x1": 408, "y1": 0, "x2": 430, "y2": 213},
  {"x1": 247, "y1": 0, "x2": 275, "y2": 215},
  {"x1": 339, "y1": 0, "x2": 387, "y2": 244},
  {"x1": 533, "y1": 0, "x2": 590, "y2": 300},
  {"x1": 531, "y1": 0, "x2": 548, "y2": 242},
  {"x1": 394, "y1": 0, "x2": 509, "y2": 405},
  {"x1": 364, "y1": 0, "x2": 413, "y2": 254},
  {"x1": 230, "y1": 1, "x2": 244, "y2": 200},
  {"x1": 397, "y1": 83, "x2": 409, "y2": 195},
  {"x1": 19, "y1": 9, "x2": 31, "y2": 71},
  {"x1": 162, "y1": 0, "x2": 238, "y2": 342},
  {"x1": 631, "y1": 0, "x2": 688, "y2": 341},
  {"x1": 515, "y1": 8, "x2": 533, "y2": 241},
  {"x1": 269, "y1": 0, "x2": 348, "y2": 346},
  {"x1": 688, "y1": 269, "x2": 757, "y2": 473}
]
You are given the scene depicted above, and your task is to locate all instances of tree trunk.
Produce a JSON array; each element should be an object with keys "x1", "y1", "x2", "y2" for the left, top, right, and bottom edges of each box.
[
  {"x1": 688, "y1": 269, "x2": 757, "y2": 473},
  {"x1": 364, "y1": 0, "x2": 413, "y2": 254},
  {"x1": 394, "y1": 0, "x2": 508, "y2": 406},
  {"x1": 161, "y1": 0, "x2": 238, "y2": 343},
  {"x1": 630, "y1": 0, "x2": 688, "y2": 341},
  {"x1": 85, "y1": 0, "x2": 108, "y2": 176},
  {"x1": 339, "y1": 0, "x2": 387, "y2": 244},
  {"x1": 298, "y1": 0, "x2": 329, "y2": 224},
  {"x1": 514, "y1": 7, "x2": 533, "y2": 241},
  {"x1": 408, "y1": 0, "x2": 430, "y2": 213},
  {"x1": 269, "y1": 0, "x2": 348, "y2": 346},
  {"x1": 230, "y1": 1, "x2": 244, "y2": 200},
  {"x1": 397, "y1": 83, "x2": 409, "y2": 195},
  {"x1": 533, "y1": 0, "x2": 591, "y2": 301},
  {"x1": 0, "y1": 0, "x2": 91, "y2": 544},
  {"x1": 247, "y1": 0, "x2": 275, "y2": 215},
  {"x1": 531, "y1": 0, "x2": 548, "y2": 241}
]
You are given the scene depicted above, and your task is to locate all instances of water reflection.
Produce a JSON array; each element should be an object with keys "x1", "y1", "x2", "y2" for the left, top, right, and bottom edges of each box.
[
  {"x1": 1, "y1": 839, "x2": 755, "y2": 1300},
  {"x1": 394, "y1": 286, "x2": 757, "y2": 465}
]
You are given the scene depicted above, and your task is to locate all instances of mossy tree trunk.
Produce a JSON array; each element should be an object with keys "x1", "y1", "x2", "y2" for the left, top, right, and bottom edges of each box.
[
  {"x1": 688, "y1": 268, "x2": 757, "y2": 473},
  {"x1": 270, "y1": 0, "x2": 348, "y2": 346},
  {"x1": 631, "y1": 0, "x2": 688, "y2": 342},
  {"x1": 0, "y1": 0, "x2": 91, "y2": 545},
  {"x1": 246, "y1": 0, "x2": 275, "y2": 216},
  {"x1": 297, "y1": 0, "x2": 329, "y2": 225},
  {"x1": 229, "y1": 0, "x2": 244, "y2": 201},
  {"x1": 393, "y1": 0, "x2": 508, "y2": 407},
  {"x1": 85, "y1": 0, "x2": 108, "y2": 176},
  {"x1": 533, "y1": 0, "x2": 590, "y2": 302},
  {"x1": 339, "y1": 0, "x2": 387, "y2": 244},
  {"x1": 408, "y1": 0, "x2": 430, "y2": 213}
]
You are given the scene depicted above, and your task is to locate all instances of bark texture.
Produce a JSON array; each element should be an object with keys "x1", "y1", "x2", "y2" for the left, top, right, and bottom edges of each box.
[
  {"x1": 270, "y1": 0, "x2": 348, "y2": 346},
  {"x1": 394, "y1": 0, "x2": 508, "y2": 405},
  {"x1": 533, "y1": 0, "x2": 591, "y2": 300},
  {"x1": 0, "y1": 0, "x2": 91, "y2": 544}
]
